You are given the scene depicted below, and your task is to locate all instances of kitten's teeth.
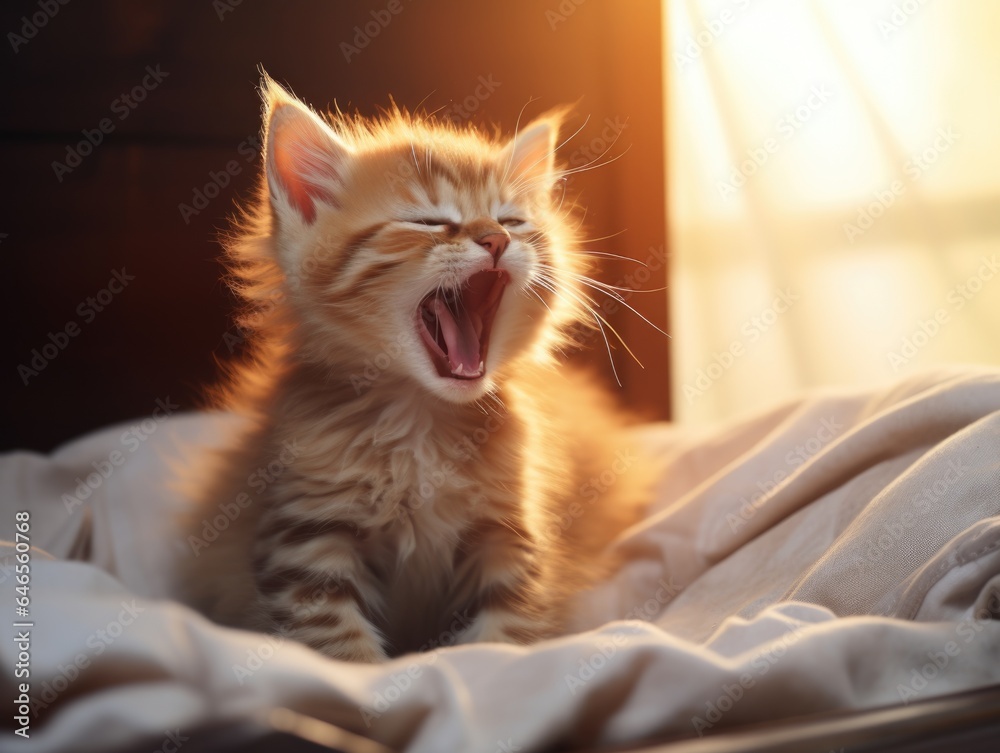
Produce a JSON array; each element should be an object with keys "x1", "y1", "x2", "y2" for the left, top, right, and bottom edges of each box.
[{"x1": 450, "y1": 362, "x2": 485, "y2": 378}]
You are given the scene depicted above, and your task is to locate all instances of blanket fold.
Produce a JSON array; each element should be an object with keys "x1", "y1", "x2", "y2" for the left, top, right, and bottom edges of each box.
[{"x1": 2, "y1": 367, "x2": 999, "y2": 752}]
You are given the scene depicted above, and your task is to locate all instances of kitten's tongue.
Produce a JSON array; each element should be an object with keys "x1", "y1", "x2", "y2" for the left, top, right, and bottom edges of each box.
[
  {"x1": 419, "y1": 269, "x2": 509, "y2": 380},
  {"x1": 428, "y1": 297, "x2": 482, "y2": 377}
]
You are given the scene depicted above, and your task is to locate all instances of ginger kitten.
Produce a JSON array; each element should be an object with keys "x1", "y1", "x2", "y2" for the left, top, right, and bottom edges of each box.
[{"x1": 179, "y1": 76, "x2": 653, "y2": 662}]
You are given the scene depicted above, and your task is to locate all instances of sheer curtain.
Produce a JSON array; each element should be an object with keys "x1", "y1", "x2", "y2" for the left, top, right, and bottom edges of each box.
[{"x1": 666, "y1": 0, "x2": 1000, "y2": 424}]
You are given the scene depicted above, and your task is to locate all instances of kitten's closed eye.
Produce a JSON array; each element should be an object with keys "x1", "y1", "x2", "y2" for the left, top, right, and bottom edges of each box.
[
  {"x1": 403, "y1": 217, "x2": 527, "y2": 230},
  {"x1": 409, "y1": 218, "x2": 456, "y2": 227}
]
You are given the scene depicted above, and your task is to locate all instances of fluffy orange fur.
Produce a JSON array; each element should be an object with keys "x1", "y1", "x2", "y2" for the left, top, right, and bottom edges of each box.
[{"x1": 176, "y1": 76, "x2": 653, "y2": 662}]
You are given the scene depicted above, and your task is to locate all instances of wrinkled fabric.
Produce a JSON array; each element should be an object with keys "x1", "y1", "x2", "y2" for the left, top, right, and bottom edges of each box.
[{"x1": 2, "y1": 367, "x2": 999, "y2": 753}]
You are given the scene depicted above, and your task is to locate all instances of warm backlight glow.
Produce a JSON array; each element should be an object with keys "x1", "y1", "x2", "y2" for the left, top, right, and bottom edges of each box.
[{"x1": 667, "y1": 0, "x2": 1000, "y2": 423}]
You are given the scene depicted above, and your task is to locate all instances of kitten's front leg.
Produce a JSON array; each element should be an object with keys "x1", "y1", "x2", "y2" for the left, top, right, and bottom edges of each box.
[
  {"x1": 253, "y1": 521, "x2": 388, "y2": 663},
  {"x1": 456, "y1": 519, "x2": 553, "y2": 646}
]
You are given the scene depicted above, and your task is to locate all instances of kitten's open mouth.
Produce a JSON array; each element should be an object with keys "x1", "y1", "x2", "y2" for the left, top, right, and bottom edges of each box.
[{"x1": 417, "y1": 269, "x2": 510, "y2": 380}]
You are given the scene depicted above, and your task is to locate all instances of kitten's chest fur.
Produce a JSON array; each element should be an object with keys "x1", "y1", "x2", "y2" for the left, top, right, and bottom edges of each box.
[{"x1": 260, "y1": 380, "x2": 525, "y2": 650}]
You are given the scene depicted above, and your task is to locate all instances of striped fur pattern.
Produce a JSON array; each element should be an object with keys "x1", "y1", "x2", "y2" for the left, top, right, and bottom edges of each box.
[{"x1": 178, "y1": 76, "x2": 653, "y2": 662}]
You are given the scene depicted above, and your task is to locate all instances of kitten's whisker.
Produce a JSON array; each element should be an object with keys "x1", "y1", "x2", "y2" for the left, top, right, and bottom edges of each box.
[
  {"x1": 532, "y1": 275, "x2": 645, "y2": 369},
  {"x1": 502, "y1": 97, "x2": 541, "y2": 186},
  {"x1": 536, "y1": 273, "x2": 614, "y2": 324},
  {"x1": 579, "y1": 250, "x2": 647, "y2": 265},
  {"x1": 488, "y1": 389, "x2": 504, "y2": 410},
  {"x1": 554, "y1": 147, "x2": 630, "y2": 179},
  {"x1": 578, "y1": 277, "x2": 670, "y2": 296},
  {"x1": 550, "y1": 272, "x2": 670, "y2": 334},
  {"x1": 575, "y1": 275, "x2": 670, "y2": 297},
  {"x1": 497, "y1": 516, "x2": 532, "y2": 543},
  {"x1": 507, "y1": 168, "x2": 565, "y2": 203},
  {"x1": 572, "y1": 230, "x2": 629, "y2": 245},
  {"x1": 410, "y1": 142, "x2": 421, "y2": 176},
  {"x1": 570, "y1": 277, "x2": 670, "y2": 338},
  {"x1": 482, "y1": 390, "x2": 507, "y2": 415},
  {"x1": 508, "y1": 140, "x2": 629, "y2": 202},
  {"x1": 506, "y1": 172, "x2": 571, "y2": 206},
  {"x1": 591, "y1": 311, "x2": 623, "y2": 387},
  {"x1": 557, "y1": 273, "x2": 629, "y2": 302},
  {"x1": 551, "y1": 114, "x2": 591, "y2": 163},
  {"x1": 589, "y1": 308, "x2": 642, "y2": 370},
  {"x1": 525, "y1": 285, "x2": 556, "y2": 317},
  {"x1": 553, "y1": 120, "x2": 630, "y2": 180},
  {"x1": 507, "y1": 114, "x2": 592, "y2": 199},
  {"x1": 534, "y1": 264, "x2": 670, "y2": 335},
  {"x1": 572, "y1": 118, "x2": 629, "y2": 173},
  {"x1": 533, "y1": 275, "x2": 601, "y2": 326},
  {"x1": 419, "y1": 102, "x2": 447, "y2": 121}
]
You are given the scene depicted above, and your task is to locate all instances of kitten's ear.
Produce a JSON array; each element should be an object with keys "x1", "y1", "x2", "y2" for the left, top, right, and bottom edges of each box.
[
  {"x1": 261, "y1": 77, "x2": 351, "y2": 224},
  {"x1": 502, "y1": 116, "x2": 561, "y2": 190}
]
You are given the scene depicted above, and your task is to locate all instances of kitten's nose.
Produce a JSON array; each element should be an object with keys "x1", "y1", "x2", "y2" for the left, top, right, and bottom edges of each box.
[{"x1": 477, "y1": 231, "x2": 509, "y2": 261}]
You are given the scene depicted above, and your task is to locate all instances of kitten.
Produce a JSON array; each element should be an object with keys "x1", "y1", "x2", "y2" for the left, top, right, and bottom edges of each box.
[{"x1": 178, "y1": 76, "x2": 654, "y2": 662}]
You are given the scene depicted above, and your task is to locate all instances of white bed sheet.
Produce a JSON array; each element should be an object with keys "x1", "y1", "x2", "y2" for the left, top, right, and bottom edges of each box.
[{"x1": 2, "y1": 367, "x2": 1000, "y2": 752}]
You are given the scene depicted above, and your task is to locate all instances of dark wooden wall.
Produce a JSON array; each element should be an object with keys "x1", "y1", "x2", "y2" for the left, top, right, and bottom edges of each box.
[{"x1": 0, "y1": 0, "x2": 668, "y2": 452}]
